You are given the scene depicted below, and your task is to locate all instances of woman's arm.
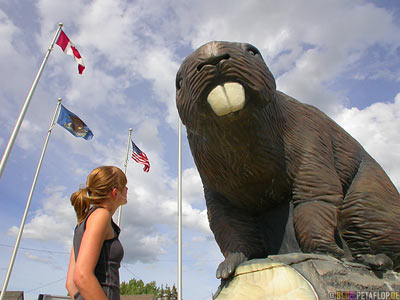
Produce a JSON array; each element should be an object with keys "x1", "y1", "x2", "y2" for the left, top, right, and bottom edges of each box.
[
  {"x1": 66, "y1": 247, "x2": 79, "y2": 299},
  {"x1": 73, "y1": 208, "x2": 111, "y2": 300}
]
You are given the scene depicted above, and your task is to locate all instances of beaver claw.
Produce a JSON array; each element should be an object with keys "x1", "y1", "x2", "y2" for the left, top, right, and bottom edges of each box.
[
  {"x1": 216, "y1": 252, "x2": 247, "y2": 279},
  {"x1": 355, "y1": 253, "x2": 393, "y2": 271}
]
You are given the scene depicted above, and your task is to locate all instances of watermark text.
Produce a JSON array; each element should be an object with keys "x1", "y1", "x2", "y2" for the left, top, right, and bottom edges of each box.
[{"x1": 329, "y1": 291, "x2": 400, "y2": 300}]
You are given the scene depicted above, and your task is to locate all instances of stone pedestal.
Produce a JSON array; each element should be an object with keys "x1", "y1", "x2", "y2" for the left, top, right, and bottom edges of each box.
[{"x1": 213, "y1": 253, "x2": 400, "y2": 300}]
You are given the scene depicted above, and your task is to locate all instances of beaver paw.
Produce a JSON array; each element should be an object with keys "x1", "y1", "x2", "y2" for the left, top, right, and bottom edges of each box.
[
  {"x1": 355, "y1": 253, "x2": 393, "y2": 271},
  {"x1": 216, "y1": 252, "x2": 247, "y2": 279}
]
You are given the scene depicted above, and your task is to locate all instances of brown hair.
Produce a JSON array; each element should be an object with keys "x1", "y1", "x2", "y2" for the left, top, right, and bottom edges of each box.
[{"x1": 70, "y1": 166, "x2": 127, "y2": 223}]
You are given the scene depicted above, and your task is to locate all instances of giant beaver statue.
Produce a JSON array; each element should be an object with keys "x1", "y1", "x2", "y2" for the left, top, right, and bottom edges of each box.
[{"x1": 175, "y1": 41, "x2": 400, "y2": 279}]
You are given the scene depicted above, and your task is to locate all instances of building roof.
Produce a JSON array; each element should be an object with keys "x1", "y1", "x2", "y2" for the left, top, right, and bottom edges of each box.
[
  {"x1": 0, "y1": 291, "x2": 24, "y2": 300},
  {"x1": 120, "y1": 295, "x2": 155, "y2": 300},
  {"x1": 38, "y1": 295, "x2": 70, "y2": 300}
]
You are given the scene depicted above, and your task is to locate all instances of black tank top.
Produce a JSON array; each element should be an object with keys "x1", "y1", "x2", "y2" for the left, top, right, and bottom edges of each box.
[{"x1": 73, "y1": 207, "x2": 124, "y2": 300}]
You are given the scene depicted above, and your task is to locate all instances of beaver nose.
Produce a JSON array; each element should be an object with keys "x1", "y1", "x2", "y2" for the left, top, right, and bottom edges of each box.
[
  {"x1": 197, "y1": 41, "x2": 230, "y2": 71},
  {"x1": 197, "y1": 54, "x2": 230, "y2": 71}
]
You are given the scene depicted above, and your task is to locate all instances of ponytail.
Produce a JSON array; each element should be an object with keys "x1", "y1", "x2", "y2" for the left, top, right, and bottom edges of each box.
[
  {"x1": 70, "y1": 187, "x2": 92, "y2": 224},
  {"x1": 70, "y1": 166, "x2": 127, "y2": 224}
]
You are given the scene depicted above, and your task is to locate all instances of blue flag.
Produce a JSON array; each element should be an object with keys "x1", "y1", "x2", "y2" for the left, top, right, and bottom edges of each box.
[{"x1": 57, "y1": 105, "x2": 93, "y2": 140}]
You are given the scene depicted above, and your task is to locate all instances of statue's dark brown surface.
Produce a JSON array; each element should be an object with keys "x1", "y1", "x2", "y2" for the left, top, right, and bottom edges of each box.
[{"x1": 175, "y1": 41, "x2": 400, "y2": 279}]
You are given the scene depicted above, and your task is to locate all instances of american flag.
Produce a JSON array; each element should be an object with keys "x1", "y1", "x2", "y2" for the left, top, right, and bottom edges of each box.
[{"x1": 131, "y1": 139, "x2": 150, "y2": 172}]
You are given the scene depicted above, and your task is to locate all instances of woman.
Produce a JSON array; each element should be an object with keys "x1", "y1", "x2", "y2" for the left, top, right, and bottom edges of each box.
[{"x1": 66, "y1": 166, "x2": 128, "y2": 300}]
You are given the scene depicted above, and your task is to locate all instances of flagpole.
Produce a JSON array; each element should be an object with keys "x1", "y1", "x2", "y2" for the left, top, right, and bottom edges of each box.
[
  {"x1": 0, "y1": 99, "x2": 62, "y2": 300},
  {"x1": 117, "y1": 128, "x2": 132, "y2": 226},
  {"x1": 0, "y1": 23, "x2": 63, "y2": 180},
  {"x1": 178, "y1": 119, "x2": 183, "y2": 300}
]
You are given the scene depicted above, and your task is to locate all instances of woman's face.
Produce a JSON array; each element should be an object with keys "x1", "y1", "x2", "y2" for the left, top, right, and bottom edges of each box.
[{"x1": 117, "y1": 185, "x2": 128, "y2": 206}]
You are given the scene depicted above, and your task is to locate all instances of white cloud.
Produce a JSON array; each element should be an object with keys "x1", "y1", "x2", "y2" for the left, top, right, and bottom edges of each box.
[
  {"x1": 0, "y1": 10, "x2": 38, "y2": 124},
  {"x1": 270, "y1": 0, "x2": 400, "y2": 113},
  {"x1": 170, "y1": 168, "x2": 204, "y2": 206},
  {"x1": 7, "y1": 185, "x2": 76, "y2": 249},
  {"x1": 23, "y1": 252, "x2": 53, "y2": 264},
  {"x1": 183, "y1": 205, "x2": 209, "y2": 234},
  {"x1": 137, "y1": 48, "x2": 181, "y2": 127},
  {"x1": 120, "y1": 226, "x2": 169, "y2": 263},
  {"x1": 17, "y1": 119, "x2": 45, "y2": 151},
  {"x1": 191, "y1": 236, "x2": 206, "y2": 243},
  {"x1": 333, "y1": 92, "x2": 400, "y2": 188}
]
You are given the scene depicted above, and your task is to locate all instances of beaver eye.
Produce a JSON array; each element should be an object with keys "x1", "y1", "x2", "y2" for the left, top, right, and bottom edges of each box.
[
  {"x1": 176, "y1": 76, "x2": 183, "y2": 90},
  {"x1": 247, "y1": 45, "x2": 260, "y2": 56}
]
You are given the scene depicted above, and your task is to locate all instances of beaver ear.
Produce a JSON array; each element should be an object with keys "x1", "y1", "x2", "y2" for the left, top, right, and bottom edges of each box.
[{"x1": 176, "y1": 73, "x2": 183, "y2": 90}]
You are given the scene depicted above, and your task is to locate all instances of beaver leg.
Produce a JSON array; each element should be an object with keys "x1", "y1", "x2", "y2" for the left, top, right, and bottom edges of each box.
[
  {"x1": 340, "y1": 158, "x2": 400, "y2": 271},
  {"x1": 204, "y1": 186, "x2": 266, "y2": 279},
  {"x1": 293, "y1": 201, "x2": 344, "y2": 256},
  {"x1": 292, "y1": 162, "x2": 345, "y2": 257}
]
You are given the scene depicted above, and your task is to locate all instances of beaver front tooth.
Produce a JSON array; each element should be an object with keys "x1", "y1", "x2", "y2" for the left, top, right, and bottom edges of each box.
[
  {"x1": 224, "y1": 82, "x2": 245, "y2": 112},
  {"x1": 207, "y1": 85, "x2": 231, "y2": 116},
  {"x1": 207, "y1": 82, "x2": 245, "y2": 116}
]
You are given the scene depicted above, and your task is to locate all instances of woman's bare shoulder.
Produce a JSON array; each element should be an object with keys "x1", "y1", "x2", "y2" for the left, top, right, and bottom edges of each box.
[{"x1": 86, "y1": 207, "x2": 112, "y2": 228}]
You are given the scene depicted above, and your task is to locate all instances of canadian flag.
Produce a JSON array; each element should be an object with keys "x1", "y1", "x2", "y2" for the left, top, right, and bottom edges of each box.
[{"x1": 56, "y1": 29, "x2": 85, "y2": 74}]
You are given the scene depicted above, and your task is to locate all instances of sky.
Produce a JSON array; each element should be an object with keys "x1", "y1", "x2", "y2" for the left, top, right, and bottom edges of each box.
[{"x1": 0, "y1": 0, "x2": 400, "y2": 299}]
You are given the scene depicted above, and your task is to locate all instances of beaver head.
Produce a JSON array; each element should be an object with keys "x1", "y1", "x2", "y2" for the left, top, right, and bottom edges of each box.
[
  {"x1": 176, "y1": 41, "x2": 289, "y2": 209},
  {"x1": 176, "y1": 41, "x2": 277, "y2": 135}
]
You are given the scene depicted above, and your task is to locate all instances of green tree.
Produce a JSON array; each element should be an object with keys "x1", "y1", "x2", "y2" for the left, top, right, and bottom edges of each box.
[
  {"x1": 120, "y1": 279, "x2": 177, "y2": 299},
  {"x1": 159, "y1": 284, "x2": 178, "y2": 300},
  {"x1": 171, "y1": 285, "x2": 178, "y2": 299},
  {"x1": 120, "y1": 279, "x2": 159, "y2": 296}
]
